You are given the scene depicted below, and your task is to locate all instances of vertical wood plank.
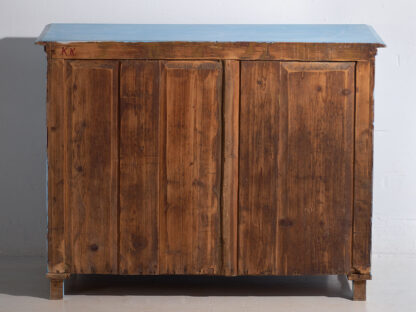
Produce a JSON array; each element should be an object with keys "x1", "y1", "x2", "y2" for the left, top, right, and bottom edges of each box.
[
  {"x1": 65, "y1": 60, "x2": 119, "y2": 274},
  {"x1": 278, "y1": 62, "x2": 355, "y2": 275},
  {"x1": 159, "y1": 61, "x2": 222, "y2": 274},
  {"x1": 352, "y1": 60, "x2": 375, "y2": 275},
  {"x1": 238, "y1": 61, "x2": 280, "y2": 275},
  {"x1": 119, "y1": 61, "x2": 160, "y2": 274},
  {"x1": 47, "y1": 59, "x2": 66, "y2": 273},
  {"x1": 159, "y1": 61, "x2": 167, "y2": 274},
  {"x1": 222, "y1": 60, "x2": 239, "y2": 275}
]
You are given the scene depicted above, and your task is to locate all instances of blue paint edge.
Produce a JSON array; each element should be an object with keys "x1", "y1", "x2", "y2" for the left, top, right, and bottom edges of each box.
[
  {"x1": 36, "y1": 24, "x2": 385, "y2": 46},
  {"x1": 366, "y1": 25, "x2": 385, "y2": 46}
]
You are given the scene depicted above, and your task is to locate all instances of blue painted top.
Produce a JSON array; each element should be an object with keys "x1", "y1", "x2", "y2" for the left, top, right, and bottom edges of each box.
[{"x1": 36, "y1": 24, "x2": 384, "y2": 45}]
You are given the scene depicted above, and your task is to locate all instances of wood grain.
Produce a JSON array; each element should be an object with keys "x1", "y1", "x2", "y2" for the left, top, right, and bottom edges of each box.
[
  {"x1": 238, "y1": 61, "x2": 280, "y2": 275},
  {"x1": 159, "y1": 61, "x2": 223, "y2": 274},
  {"x1": 353, "y1": 280, "x2": 367, "y2": 300},
  {"x1": 65, "y1": 60, "x2": 119, "y2": 274},
  {"x1": 119, "y1": 61, "x2": 160, "y2": 274},
  {"x1": 221, "y1": 60, "x2": 239, "y2": 275},
  {"x1": 46, "y1": 272, "x2": 70, "y2": 300},
  {"x1": 47, "y1": 59, "x2": 66, "y2": 274},
  {"x1": 42, "y1": 39, "x2": 381, "y2": 301},
  {"x1": 348, "y1": 273, "x2": 372, "y2": 281},
  {"x1": 239, "y1": 61, "x2": 355, "y2": 275},
  {"x1": 352, "y1": 60, "x2": 375, "y2": 275},
  {"x1": 44, "y1": 42, "x2": 379, "y2": 61},
  {"x1": 49, "y1": 279, "x2": 64, "y2": 300},
  {"x1": 277, "y1": 62, "x2": 355, "y2": 275}
]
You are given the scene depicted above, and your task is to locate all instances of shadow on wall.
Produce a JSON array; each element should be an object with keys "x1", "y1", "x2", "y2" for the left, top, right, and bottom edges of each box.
[{"x1": 0, "y1": 38, "x2": 47, "y2": 257}]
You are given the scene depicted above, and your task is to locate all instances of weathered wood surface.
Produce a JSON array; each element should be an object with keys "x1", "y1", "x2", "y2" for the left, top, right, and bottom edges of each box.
[
  {"x1": 159, "y1": 61, "x2": 223, "y2": 274},
  {"x1": 238, "y1": 61, "x2": 280, "y2": 275},
  {"x1": 239, "y1": 61, "x2": 355, "y2": 275},
  {"x1": 352, "y1": 60, "x2": 375, "y2": 276},
  {"x1": 221, "y1": 60, "x2": 239, "y2": 275},
  {"x1": 353, "y1": 280, "x2": 367, "y2": 300},
  {"x1": 47, "y1": 59, "x2": 66, "y2": 274},
  {"x1": 44, "y1": 42, "x2": 379, "y2": 61},
  {"x1": 277, "y1": 62, "x2": 355, "y2": 275},
  {"x1": 49, "y1": 279, "x2": 64, "y2": 300},
  {"x1": 46, "y1": 272, "x2": 70, "y2": 299},
  {"x1": 42, "y1": 32, "x2": 382, "y2": 300},
  {"x1": 65, "y1": 60, "x2": 119, "y2": 274},
  {"x1": 348, "y1": 273, "x2": 372, "y2": 281},
  {"x1": 119, "y1": 61, "x2": 160, "y2": 274}
]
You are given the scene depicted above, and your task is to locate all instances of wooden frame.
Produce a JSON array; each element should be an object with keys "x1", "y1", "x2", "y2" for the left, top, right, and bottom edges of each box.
[{"x1": 40, "y1": 42, "x2": 381, "y2": 61}]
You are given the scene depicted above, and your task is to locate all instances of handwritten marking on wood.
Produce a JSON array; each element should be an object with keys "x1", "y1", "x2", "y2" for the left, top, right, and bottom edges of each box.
[{"x1": 61, "y1": 47, "x2": 76, "y2": 56}]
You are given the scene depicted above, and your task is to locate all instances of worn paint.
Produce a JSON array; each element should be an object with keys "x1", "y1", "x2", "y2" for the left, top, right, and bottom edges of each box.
[{"x1": 36, "y1": 24, "x2": 384, "y2": 45}]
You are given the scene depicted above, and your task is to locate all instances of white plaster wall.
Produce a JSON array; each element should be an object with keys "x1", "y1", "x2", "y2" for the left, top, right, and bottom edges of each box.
[{"x1": 0, "y1": 0, "x2": 415, "y2": 256}]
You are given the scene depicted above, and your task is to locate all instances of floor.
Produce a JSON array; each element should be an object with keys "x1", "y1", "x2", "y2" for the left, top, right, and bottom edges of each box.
[{"x1": 0, "y1": 254, "x2": 414, "y2": 312}]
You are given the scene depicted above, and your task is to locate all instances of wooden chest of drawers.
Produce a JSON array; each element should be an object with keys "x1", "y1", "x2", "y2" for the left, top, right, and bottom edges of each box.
[{"x1": 37, "y1": 24, "x2": 384, "y2": 300}]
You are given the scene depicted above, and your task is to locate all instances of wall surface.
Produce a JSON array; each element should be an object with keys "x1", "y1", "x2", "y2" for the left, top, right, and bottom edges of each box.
[{"x1": 0, "y1": 0, "x2": 415, "y2": 257}]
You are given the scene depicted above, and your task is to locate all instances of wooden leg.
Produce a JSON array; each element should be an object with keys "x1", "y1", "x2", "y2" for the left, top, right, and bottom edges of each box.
[
  {"x1": 353, "y1": 280, "x2": 366, "y2": 301},
  {"x1": 49, "y1": 279, "x2": 64, "y2": 300},
  {"x1": 47, "y1": 273, "x2": 70, "y2": 300}
]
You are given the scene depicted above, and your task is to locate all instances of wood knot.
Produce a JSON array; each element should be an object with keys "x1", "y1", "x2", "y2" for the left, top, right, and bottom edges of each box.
[
  {"x1": 316, "y1": 86, "x2": 322, "y2": 92},
  {"x1": 192, "y1": 179, "x2": 205, "y2": 187},
  {"x1": 342, "y1": 89, "x2": 352, "y2": 96},
  {"x1": 89, "y1": 244, "x2": 99, "y2": 251},
  {"x1": 278, "y1": 219, "x2": 293, "y2": 227}
]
